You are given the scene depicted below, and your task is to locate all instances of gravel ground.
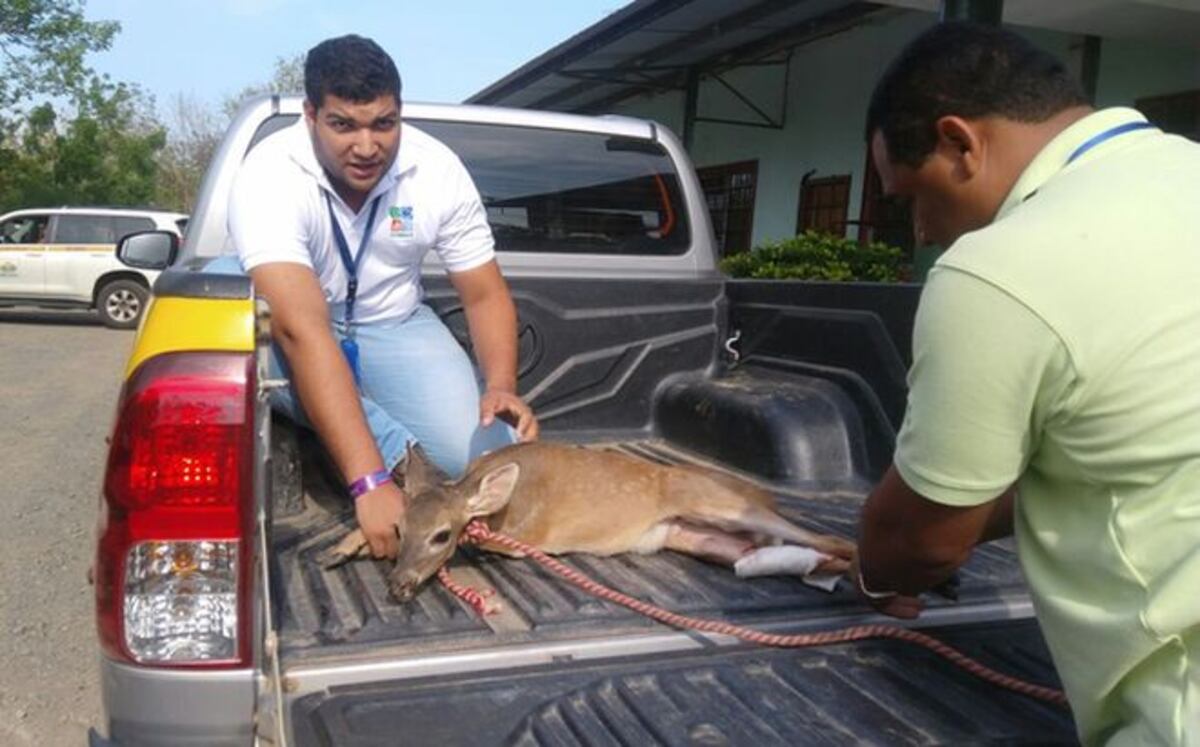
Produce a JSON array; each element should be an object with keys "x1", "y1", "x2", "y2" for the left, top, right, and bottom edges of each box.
[{"x1": 0, "y1": 309, "x2": 134, "y2": 746}]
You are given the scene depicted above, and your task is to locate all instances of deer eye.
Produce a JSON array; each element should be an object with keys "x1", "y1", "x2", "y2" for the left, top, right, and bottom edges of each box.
[{"x1": 431, "y1": 529, "x2": 452, "y2": 545}]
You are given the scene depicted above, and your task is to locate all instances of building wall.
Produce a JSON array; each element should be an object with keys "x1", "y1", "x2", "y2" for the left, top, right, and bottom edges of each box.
[
  {"x1": 1095, "y1": 38, "x2": 1200, "y2": 107},
  {"x1": 610, "y1": 9, "x2": 1200, "y2": 250}
]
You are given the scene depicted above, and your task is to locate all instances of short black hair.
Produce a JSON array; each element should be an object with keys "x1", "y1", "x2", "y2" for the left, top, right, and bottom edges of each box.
[
  {"x1": 866, "y1": 22, "x2": 1088, "y2": 166},
  {"x1": 304, "y1": 35, "x2": 402, "y2": 109}
]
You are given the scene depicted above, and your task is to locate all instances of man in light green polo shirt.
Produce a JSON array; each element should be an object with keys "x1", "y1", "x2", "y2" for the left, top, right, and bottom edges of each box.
[{"x1": 855, "y1": 22, "x2": 1200, "y2": 745}]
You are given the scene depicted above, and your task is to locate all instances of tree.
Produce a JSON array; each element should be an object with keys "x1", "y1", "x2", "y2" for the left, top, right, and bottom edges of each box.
[
  {"x1": 154, "y1": 94, "x2": 222, "y2": 212},
  {"x1": 0, "y1": 80, "x2": 165, "y2": 211},
  {"x1": 224, "y1": 54, "x2": 305, "y2": 119},
  {"x1": 155, "y1": 54, "x2": 305, "y2": 212},
  {"x1": 0, "y1": 0, "x2": 120, "y2": 131},
  {"x1": 0, "y1": 1, "x2": 164, "y2": 212}
]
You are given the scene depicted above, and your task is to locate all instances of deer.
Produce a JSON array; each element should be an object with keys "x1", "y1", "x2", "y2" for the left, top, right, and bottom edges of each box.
[{"x1": 323, "y1": 441, "x2": 857, "y2": 603}]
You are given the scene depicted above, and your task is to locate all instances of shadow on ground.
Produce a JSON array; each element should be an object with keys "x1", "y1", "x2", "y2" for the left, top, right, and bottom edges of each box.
[{"x1": 0, "y1": 308, "x2": 106, "y2": 327}]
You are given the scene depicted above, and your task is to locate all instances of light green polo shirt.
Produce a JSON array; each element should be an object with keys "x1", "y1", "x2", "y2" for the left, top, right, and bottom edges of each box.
[{"x1": 894, "y1": 107, "x2": 1200, "y2": 745}]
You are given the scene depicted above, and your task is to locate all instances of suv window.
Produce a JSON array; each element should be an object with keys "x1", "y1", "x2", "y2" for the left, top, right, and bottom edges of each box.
[
  {"x1": 246, "y1": 114, "x2": 691, "y2": 256},
  {"x1": 52, "y1": 215, "x2": 117, "y2": 244},
  {"x1": 416, "y1": 121, "x2": 690, "y2": 256},
  {"x1": 0, "y1": 215, "x2": 50, "y2": 244},
  {"x1": 113, "y1": 216, "x2": 156, "y2": 242}
]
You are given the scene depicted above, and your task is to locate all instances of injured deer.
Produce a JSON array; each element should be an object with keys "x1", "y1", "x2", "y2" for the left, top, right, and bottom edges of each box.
[{"x1": 324, "y1": 442, "x2": 857, "y2": 603}]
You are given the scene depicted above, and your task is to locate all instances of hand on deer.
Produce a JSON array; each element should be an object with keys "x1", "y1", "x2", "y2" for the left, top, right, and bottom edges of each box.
[
  {"x1": 479, "y1": 388, "x2": 539, "y2": 442},
  {"x1": 354, "y1": 482, "x2": 408, "y2": 559}
]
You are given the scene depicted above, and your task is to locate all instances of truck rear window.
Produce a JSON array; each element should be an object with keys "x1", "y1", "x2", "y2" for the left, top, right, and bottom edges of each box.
[
  {"x1": 415, "y1": 121, "x2": 690, "y2": 256},
  {"x1": 247, "y1": 115, "x2": 690, "y2": 256}
]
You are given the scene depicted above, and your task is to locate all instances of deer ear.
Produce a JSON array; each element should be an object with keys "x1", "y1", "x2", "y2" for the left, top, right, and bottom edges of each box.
[
  {"x1": 466, "y1": 463, "x2": 520, "y2": 517},
  {"x1": 401, "y1": 442, "x2": 449, "y2": 494}
]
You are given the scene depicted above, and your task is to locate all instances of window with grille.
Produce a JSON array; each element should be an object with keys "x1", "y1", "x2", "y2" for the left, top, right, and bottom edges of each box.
[
  {"x1": 796, "y1": 175, "x2": 850, "y2": 235},
  {"x1": 858, "y1": 151, "x2": 914, "y2": 257},
  {"x1": 696, "y1": 160, "x2": 757, "y2": 256}
]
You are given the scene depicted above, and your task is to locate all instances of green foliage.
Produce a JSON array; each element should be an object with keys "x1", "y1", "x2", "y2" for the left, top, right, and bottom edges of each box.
[
  {"x1": 0, "y1": 1, "x2": 164, "y2": 212},
  {"x1": 719, "y1": 230, "x2": 910, "y2": 282},
  {"x1": 0, "y1": 82, "x2": 165, "y2": 212},
  {"x1": 151, "y1": 54, "x2": 305, "y2": 212},
  {"x1": 0, "y1": 4, "x2": 312, "y2": 214},
  {"x1": 0, "y1": 0, "x2": 120, "y2": 128},
  {"x1": 154, "y1": 94, "x2": 222, "y2": 212}
]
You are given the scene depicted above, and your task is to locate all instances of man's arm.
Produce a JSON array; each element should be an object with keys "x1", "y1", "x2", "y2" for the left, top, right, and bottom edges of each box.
[
  {"x1": 856, "y1": 465, "x2": 1013, "y2": 617},
  {"x1": 447, "y1": 259, "x2": 538, "y2": 441},
  {"x1": 251, "y1": 263, "x2": 406, "y2": 557}
]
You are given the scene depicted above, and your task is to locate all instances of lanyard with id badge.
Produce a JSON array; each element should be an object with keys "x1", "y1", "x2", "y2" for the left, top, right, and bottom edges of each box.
[{"x1": 325, "y1": 192, "x2": 383, "y2": 384}]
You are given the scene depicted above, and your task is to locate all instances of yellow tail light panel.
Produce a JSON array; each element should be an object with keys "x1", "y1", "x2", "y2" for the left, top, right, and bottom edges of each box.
[{"x1": 125, "y1": 296, "x2": 256, "y2": 379}]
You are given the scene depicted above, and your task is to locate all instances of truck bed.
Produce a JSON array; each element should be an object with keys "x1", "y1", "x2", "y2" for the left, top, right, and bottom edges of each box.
[
  {"x1": 289, "y1": 619, "x2": 1071, "y2": 747},
  {"x1": 268, "y1": 437, "x2": 1077, "y2": 744}
]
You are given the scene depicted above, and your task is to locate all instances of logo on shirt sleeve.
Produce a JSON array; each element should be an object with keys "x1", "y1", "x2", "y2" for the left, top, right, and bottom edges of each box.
[{"x1": 388, "y1": 205, "x2": 414, "y2": 238}]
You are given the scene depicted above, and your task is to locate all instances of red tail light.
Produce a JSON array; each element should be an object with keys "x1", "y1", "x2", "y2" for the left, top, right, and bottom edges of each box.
[{"x1": 96, "y1": 352, "x2": 255, "y2": 667}]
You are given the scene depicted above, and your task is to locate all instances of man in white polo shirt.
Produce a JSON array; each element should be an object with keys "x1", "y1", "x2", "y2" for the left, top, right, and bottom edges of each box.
[
  {"x1": 224, "y1": 35, "x2": 538, "y2": 560},
  {"x1": 854, "y1": 23, "x2": 1199, "y2": 745}
]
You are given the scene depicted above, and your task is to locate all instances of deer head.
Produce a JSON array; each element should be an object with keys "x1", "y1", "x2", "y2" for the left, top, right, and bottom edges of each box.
[{"x1": 387, "y1": 445, "x2": 521, "y2": 602}]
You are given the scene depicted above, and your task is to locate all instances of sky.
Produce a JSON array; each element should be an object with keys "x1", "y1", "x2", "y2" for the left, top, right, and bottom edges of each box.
[{"x1": 84, "y1": 0, "x2": 623, "y2": 119}]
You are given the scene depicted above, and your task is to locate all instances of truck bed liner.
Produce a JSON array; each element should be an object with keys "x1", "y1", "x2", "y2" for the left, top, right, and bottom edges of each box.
[
  {"x1": 289, "y1": 619, "x2": 1076, "y2": 746},
  {"x1": 271, "y1": 441, "x2": 1033, "y2": 664}
]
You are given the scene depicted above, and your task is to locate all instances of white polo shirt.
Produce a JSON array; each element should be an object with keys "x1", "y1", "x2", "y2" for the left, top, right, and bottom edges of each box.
[{"x1": 228, "y1": 118, "x2": 495, "y2": 324}]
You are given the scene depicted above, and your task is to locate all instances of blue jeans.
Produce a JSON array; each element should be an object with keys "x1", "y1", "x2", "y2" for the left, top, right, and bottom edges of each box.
[{"x1": 204, "y1": 255, "x2": 514, "y2": 478}]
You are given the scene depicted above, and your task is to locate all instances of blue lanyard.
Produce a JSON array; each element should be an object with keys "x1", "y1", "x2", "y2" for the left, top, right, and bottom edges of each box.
[
  {"x1": 324, "y1": 191, "x2": 382, "y2": 328},
  {"x1": 1066, "y1": 121, "x2": 1154, "y2": 165},
  {"x1": 324, "y1": 192, "x2": 382, "y2": 385}
]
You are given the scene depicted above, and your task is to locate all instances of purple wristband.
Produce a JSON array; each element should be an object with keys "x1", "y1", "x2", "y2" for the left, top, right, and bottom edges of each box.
[{"x1": 348, "y1": 469, "x2": 392, "y2": 501}]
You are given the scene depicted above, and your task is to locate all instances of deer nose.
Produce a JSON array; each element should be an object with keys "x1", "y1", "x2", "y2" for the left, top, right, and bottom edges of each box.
[{"x1": 388, "y1": 572, "x2": 418, "y2": 602}]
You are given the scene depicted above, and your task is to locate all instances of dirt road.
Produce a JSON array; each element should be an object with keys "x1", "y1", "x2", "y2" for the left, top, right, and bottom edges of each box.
[{"x1": 0, "y1": 309, "x2": 133, "y2": 746}]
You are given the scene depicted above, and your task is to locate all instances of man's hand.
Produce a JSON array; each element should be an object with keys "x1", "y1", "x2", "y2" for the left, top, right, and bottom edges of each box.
[
  {"x1": 480, "y1": 388, "x2": 539, "y2": 442},
  {"x1": 354, "y1": 482, "x2": 407, "y2": 558},
  {"x1": 850, "y1": 555, "x2": 924, "y2": 620}
]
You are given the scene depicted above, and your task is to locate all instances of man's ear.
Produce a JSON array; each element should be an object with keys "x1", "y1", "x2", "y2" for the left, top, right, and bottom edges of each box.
[
  {"x1": 934, "y1": 115, "x2": 985, "y2": 180},
  {"x1": 465, "y1": 463, "x2": 520, "y2": 518},
  {"x1": 303, "y1": 99, "x2": 318, "y2": 126}
]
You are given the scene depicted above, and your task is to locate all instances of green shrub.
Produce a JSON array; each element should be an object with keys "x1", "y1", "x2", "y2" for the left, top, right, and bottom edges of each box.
[{"x1": 719, "y1": 230, "x2": 909, "y2": 282}]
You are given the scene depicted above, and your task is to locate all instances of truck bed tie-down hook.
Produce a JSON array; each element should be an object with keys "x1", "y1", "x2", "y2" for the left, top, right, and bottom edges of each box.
[{"x1": 723, "y1": 329, "x2": 742, "y2": 365}]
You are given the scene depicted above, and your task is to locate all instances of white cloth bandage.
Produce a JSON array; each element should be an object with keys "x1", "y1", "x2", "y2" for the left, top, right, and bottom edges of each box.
[{"x1": 734, "y1": 545, "x2": 841, "y2": 591}]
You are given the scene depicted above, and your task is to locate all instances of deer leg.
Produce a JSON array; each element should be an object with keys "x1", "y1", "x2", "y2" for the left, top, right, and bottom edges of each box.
[
  {"x1": 321, "y1": 529, "x2": 371, "y2": 569},
  {"x1": 665, "y1": 468, "x2": 856, "y2": 562},
  {"x1": 662, "y1": 521, "x2": 757, "y2": 567},
  {"x1": 682, "y1": 502, "x2": 856, "y2": 564}
]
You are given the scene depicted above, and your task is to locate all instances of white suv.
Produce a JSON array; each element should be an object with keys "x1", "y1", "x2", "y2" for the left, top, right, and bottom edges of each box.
[{"x1": 0, "y1": 206, "x2": 187, "y2": 328}]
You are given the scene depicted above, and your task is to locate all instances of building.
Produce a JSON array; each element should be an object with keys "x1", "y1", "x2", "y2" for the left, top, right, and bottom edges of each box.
[{"x1": 468, "y1": 0, "x2": 1200, "y2": 261}]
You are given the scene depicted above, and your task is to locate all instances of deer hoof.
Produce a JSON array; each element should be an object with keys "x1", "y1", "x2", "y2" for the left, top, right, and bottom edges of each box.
[{"x1": 321, "y1": 531, "x2": 369, "y2": 569}]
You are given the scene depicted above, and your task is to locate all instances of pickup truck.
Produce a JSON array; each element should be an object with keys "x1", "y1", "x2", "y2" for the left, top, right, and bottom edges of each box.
[{"x1": 90, "y1": 95, "x2": 1079, "y2": 746}]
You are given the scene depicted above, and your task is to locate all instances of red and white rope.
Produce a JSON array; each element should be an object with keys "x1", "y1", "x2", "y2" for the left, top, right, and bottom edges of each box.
[
  {"x1": 436, "y1": 565, "x2": 500, "y2": 616},
  {"x1": 438, "y1": 519, "x2": 1069, "y2": 707}
]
